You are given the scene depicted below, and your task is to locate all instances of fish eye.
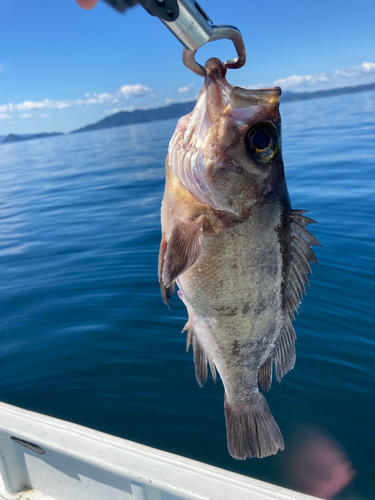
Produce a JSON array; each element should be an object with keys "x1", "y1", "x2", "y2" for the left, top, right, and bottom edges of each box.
[{"x1": 246, "y1": 122, "x2": 279, "y2": 164}]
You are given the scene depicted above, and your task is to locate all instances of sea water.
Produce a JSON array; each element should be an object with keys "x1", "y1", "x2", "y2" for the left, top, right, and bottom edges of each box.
[{"x1": 1, "y1": 91, "x2": 374, "y2": 499}]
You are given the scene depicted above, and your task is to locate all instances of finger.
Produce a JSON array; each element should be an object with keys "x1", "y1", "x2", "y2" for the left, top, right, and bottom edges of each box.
[{"x1": 75, "y1": 0, "x2": 99, "y2": 10}]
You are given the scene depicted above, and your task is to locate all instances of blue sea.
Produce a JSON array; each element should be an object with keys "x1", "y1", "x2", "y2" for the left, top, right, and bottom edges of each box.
[{"x1": 1, "y1": 91, "x2": 374, "y2": 499}]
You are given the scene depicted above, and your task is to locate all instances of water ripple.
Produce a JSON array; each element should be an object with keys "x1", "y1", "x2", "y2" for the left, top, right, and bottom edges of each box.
[{"x1": 0, "y1": 93, "x2": 374, "y2": 498}]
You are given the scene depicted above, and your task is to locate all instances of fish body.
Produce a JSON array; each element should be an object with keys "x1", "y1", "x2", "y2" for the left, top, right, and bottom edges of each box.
[{"x1": 159, "y1": 58, "x2": 320, "y2": 459}]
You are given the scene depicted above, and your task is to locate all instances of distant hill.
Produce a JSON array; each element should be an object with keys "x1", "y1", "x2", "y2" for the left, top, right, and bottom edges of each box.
[
  {"x1": 2, "y1": 81, "x2": 374, "y2": 142},
  {"x1": 71, "y1": 81, "x2": 375, "y2": 135},
  {"x1": 71, "y1": 101, "x2": 197, "y2": 134},
  {"x1": 281, "y1": 81, "x2": 375, "y2": 102},
  {"x1": 2, "y1": 132, "x2": 63, "y2": 144}
]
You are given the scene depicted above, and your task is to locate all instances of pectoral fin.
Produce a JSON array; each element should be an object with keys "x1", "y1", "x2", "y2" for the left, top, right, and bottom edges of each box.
[{"x1": 159, "y1": 218, "x2": 204, "y2": 307}]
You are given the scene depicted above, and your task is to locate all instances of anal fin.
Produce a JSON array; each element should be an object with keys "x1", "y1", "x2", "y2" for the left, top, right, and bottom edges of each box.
[
  {"x1": 184, "y1": 322, "x2": 216, "y2": 386},
  {"x1": 193, "y1": 330, "x2": 208, "y2": 387},
  {"x1": 209, "y1": 358, "x2": 217, "y2": 384},
  {"x1": 182, "y1": 321, "x2": 193, "y2": 353}
]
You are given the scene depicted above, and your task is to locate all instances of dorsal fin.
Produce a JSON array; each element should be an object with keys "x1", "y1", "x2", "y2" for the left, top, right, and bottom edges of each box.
[
  {"x1": 287, "y1": 210, "x2": 321, "y2": 318},
  {"x1": 258, "y1": 210, "x2": 321, "y2": 391},
  {"x1": 258, "y1": 356, "x2": 272, "y2": 392},
  {"x1": 273, "y1": 316, "x2": 296, "y2": 383},
  {"x1": 278, "y1": 210, "x2": 320, "y2": 381},
  {"x1": 258, "y1": 316, "x2": 297, "y2": 391}
]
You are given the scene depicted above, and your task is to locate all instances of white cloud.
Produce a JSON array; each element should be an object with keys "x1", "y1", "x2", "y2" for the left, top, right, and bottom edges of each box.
[
  {"x1": 361, "y1": 62, "x2": 375, "y2": 72},
  {"x1": 274, "y1": 62, "x2": 375, "y2": 91},
  {"x1": 75, "y1": 93, "x2": 114, "y2": 106},
  {"x1": 20, "y1": 113, "x2": 33, "y2": 119},
  {"x1": 118, "y1": 84, "x2": 152, "y2": 98},
  {"x1": 0, "y1": 113, "x2": 12, "y2": 120},
  {"x1": 164, "y1": 95, "x2": 198, "y2": 106},
  {"x1": 40, "y1": 113, "x2": 51, "y2": 118},
  {"x1": 14, "y1": 99, "x2": 72, "y2": 111},
  {"x1": 0, "y1": 82, "x2": 153, "y2": 119},
  {"x1": 178, "y1": 84, "x2": 194, "y2": 93},
  {"x1": 105, "y1": 106, "x2": 136, "y2": 115}
]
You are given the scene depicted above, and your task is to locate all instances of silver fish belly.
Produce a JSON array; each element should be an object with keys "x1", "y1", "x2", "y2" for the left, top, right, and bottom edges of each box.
[{"x1": 159, "y1": 58, "x2": 320, "y2": 459}]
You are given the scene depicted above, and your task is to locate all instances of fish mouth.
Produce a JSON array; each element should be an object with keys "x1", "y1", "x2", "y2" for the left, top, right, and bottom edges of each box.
[
  {"x1": 201, "y1": 58, "x2": 233, "y2": 123},
  {"x1": 204, "y1": 58, "x2": 281, "y2": 111},
  {"x1": 230, "y1": 86, "x2": 282, "y2": 108},
  {"x1": 205, "y1": 57, "x2": 228, "y2": 81}
]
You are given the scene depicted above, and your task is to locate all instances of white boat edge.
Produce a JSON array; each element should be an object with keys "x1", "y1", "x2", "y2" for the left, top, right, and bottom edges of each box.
[{"x1": 0, "y1": 402, "x2": 320, "y2": 500}]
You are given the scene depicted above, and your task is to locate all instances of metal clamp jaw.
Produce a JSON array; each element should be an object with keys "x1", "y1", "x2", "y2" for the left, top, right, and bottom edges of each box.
[
  {"x1": 158, "y1": 0, "x2": 246, "y2": 76},
  {"x1": 103, "y1": 0, "x2": 246, "y2": 76},
  {"x1": 182, "y1": 24, "x2": 246, "y2": 76}
]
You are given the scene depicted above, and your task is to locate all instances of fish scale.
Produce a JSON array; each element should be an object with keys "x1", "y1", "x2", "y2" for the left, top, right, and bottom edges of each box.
[{"x1": 159, "y1": 57, "x2": 320, "y2": 459}]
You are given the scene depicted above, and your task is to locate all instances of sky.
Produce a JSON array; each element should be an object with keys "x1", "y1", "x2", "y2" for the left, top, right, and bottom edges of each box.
[{"x1": 1, "y1": 0, "x2": 375, "y2": 135}]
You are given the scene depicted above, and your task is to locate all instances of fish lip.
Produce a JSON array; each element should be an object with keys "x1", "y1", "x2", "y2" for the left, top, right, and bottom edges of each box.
[
  {"x1": 202, "y1": 58, "x2": 232, "y2": 110},
  {"x1": 205, "y1": 57, "x2": 228, "y2": 80},
  {"x1": 230, "y1": 86, "x2": 282, "y2": 109}
]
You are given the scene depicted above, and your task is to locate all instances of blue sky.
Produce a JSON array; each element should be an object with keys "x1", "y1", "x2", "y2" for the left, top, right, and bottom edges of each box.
[{"x1": 1, "y1": 0, "x2": 375, "y2": 135}]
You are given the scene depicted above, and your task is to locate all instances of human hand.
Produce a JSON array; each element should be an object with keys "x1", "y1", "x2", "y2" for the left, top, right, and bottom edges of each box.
[{"x1": 75, "y1": 0, "x2": 99, "y2": 10}]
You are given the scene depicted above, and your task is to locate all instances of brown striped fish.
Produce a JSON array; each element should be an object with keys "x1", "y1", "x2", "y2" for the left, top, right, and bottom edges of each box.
[{"x1": 159, "y1": 58, "x2": 320, "y2": 459}]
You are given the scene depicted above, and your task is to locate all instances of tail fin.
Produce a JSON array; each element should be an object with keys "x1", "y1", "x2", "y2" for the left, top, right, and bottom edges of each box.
[{"x1": 224, "y1": 393, "x2": 284, "y2": 459}]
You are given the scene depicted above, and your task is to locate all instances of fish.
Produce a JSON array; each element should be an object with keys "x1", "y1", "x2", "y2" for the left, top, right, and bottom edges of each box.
[{"x1": 159, "y1": 57, "x2": 320, "y2": 459}]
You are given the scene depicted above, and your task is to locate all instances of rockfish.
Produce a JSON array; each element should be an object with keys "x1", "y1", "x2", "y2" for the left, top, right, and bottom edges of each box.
[{"x1": 159, "y1": 58, "x2": 320, "y2": 459}]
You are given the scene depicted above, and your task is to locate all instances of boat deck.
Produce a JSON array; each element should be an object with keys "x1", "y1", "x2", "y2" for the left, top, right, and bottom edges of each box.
[{"x1": 0, "y1": 403, "x2": 319, "y2": 500}]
